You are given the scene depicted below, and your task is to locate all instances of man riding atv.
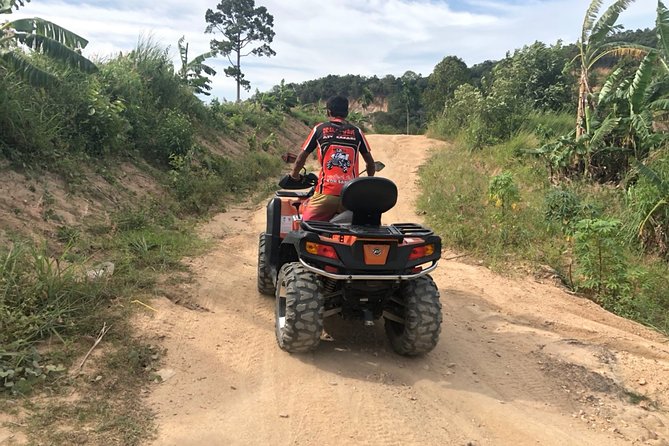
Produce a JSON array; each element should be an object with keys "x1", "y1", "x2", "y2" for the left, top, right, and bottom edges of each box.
[{"x1": 289, "y1": 95, "x2": 376, "y2": 221}]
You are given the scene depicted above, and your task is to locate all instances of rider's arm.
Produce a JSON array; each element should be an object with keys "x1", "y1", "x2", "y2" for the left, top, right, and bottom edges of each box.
[
  {"x1": 292, "y1": 124, "x2": 320, "y2": 179},
  {"x1": 358, "y1": 128, "x2": 375, "y2": 177},
  {"x1": 290, "y1": 151, "x2": 310, "y2": 180},
  {"x1": 362, "y1": 152, "x2": 375, "y2": 177}
]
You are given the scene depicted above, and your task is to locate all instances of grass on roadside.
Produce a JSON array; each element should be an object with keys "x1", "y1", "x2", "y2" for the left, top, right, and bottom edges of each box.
[
  {"x1": 419, "y1": 131, "x2": 669, "y2": 334},
  {"x1": 0, "y1": 146, "x2": 285, "y2": 443}
]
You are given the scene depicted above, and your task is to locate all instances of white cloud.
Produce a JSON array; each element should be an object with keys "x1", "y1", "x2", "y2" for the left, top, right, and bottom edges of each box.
[{"x1": 8, "y1": 0, "x2": 656, "y2": 100}]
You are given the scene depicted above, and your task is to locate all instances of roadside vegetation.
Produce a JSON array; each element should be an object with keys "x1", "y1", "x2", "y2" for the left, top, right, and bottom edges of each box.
[
  {"x1": 0, "y1": 1, "x2": 296, "y2": 443},
  {"x1": 420, "y1": 0, "x2": 669, "y2": 334}
]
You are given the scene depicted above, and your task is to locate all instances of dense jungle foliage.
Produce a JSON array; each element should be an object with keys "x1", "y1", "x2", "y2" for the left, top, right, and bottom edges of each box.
[{"x1": 285, "y1": 28, "x2": 655, "y2": 135}]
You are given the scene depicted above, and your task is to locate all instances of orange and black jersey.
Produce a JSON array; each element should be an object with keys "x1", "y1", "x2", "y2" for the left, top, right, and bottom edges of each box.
[{"x1": 301, "y1": 118, "x2": 371, "y2": 196}]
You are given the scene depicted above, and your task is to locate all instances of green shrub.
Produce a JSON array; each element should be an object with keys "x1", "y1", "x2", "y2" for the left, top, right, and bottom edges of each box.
[
  {"x1": 154, "y1": 110, "x2": 194, "y2": 159},
  {"x1": 625, "y1": 156, "x2": 669, "y2": 257},
  {"x1": 488, "y1": 172, "x2": 520, "y2": 208},
  {"x1": 573, "y1": 218, "x2": 627, "y2": 298},
  {"x1": 544, "y1": 188, "x2": 581, "y2": 231},
  {"x1": 169, "y1": 148, "x2": 282, "y2": 215}
]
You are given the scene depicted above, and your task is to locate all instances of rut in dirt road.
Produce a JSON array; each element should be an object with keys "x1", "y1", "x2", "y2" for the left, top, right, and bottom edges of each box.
[{"x1": 139, "y1": 135, "x2": 669, "y2": 446}]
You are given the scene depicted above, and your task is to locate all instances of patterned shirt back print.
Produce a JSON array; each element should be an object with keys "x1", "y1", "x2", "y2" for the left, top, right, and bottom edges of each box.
[{"x1": 300, "y1": 118, "x2": 371, "y2": 196}]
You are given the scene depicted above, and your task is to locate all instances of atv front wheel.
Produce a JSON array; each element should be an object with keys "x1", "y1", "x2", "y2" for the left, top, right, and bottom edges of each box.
[
  {"x1": 257, "y1": 233, "x2": 274, "y2": 295},
  {"x1": 275, "y1": 262, "x2": 324, "y2": 353},
  {"x1": 385, "y1": 276, "x2": 442, "y2": 356}
]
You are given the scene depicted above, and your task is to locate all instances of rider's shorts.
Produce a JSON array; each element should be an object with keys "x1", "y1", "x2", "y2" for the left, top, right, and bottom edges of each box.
[{"x1": 301, "y1": 192, "x2": 345, "y2": 222}]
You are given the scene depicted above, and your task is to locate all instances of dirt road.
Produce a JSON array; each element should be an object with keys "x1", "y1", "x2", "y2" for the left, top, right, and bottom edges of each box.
[{"x1": 142, "y1": 135, "x2": 669, "y2": 446}]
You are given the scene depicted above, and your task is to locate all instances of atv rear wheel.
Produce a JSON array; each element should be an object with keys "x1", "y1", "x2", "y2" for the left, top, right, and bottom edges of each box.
[
  {"x1": 275, "y1": 262, "x2": 324, "y2": 353},
  {"x1": 257, "y1": 233, "x2": 274, "y2": 295},
  {"x1": 384, "y1": 276, "x2": 442, "y2": 356}
]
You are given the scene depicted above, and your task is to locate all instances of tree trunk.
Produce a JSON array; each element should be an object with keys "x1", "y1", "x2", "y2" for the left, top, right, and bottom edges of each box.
[
  {"x1": 576, "y1": 70, "x2": 587, "y2": 138},
  {"x1": 406, "y1": 103, "x2": 410, "y2": 135},
  {"x1": 236, "y1": 34, "x2": 241, "y2": 102}
]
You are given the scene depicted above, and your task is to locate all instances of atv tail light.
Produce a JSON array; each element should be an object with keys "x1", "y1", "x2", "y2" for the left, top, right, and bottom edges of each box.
[
  {"x1": 305, "y1": 242, "x2": 339, "y2": 260},
  {"x1": 409, "y1": 244, "x2": 435, "y2": 260}
]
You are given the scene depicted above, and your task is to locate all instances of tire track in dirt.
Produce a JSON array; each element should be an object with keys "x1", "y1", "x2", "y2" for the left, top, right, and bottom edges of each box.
[{"x1": 141, "y1": 135, "x2": 669, "y2": 446}]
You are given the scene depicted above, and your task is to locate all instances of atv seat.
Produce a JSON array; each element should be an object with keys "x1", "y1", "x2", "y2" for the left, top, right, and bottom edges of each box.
[{"x1": 341, "y1": 177, "x2": 398, "y2": 226}]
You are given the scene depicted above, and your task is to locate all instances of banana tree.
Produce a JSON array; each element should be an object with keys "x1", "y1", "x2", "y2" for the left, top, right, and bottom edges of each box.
[
  {"x1": 177, "y1": 36, "x2": 216, "y2": 96},
  {"x1": 601, "y1": 53, "x2": 667, "y2": 153},
  {"x1": 575, "y1": 0, "x2": 649, "y2": 138},
  {"x1": 1, "y1": 1, "x2": 97, "y2": 86},
  {"x1": 658, "y1": 1, "x2": 669, "y2": 70}
]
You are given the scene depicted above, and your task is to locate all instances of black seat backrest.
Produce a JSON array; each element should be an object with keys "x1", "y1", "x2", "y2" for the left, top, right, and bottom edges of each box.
[{"x1": 341, "y1": 177, "x2": 398, "y2": 226}]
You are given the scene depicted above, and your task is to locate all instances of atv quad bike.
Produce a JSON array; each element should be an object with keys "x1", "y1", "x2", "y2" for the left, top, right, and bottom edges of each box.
[{"x1": 258, "y1": 163, "x2": 442, "y2": 356}]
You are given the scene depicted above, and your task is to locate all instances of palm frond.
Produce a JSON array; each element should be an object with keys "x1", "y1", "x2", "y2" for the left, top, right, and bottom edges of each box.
[
  {"x1": 658, "y1": 1, "x2": 669, "y2": 61},
  {"x1": 598, "y1": 67, "x2": 623, "y2": 104},
  {"x1": 15, "y1": 33, "x2": 97, "y2": 72},
  {"x1": 582, "y1": 0, "x2": 604, "y2": 43},
  {"x1": 587, "y1": 42, "x2": 651, "y2": 69},
  {"x1": 650, "y1": 98, "x2": 669, "y2": 110},
  {"x1": 631, "y1": 112, "x2": 653, "y2": 142},
  {"x1": 188, "y1": 52, "x2": 216, "y2": 75},
  {"x1": 1, "y1": 50, "x2": 55, "y2": 86},
  {"x1": 634, "y1": 160, "x2": 669, "y2": 195},
  {"x1": 0, "y1": 0, "x2": 29, "y2": 14},
  {"x1": 629, "y1": 53, "x2": 657, "y2": 113},
  {"x1": 178, "y1": 35, "x2": 188, "y2": 69},
  {"x1": 589, "y1": 0, "x2": 636, "y2": 47},
  {"x1": 590, "y1": 114, "x2": 620, "y2": 146},
  {"x1": 9, "y1": 18, "x2": 89, "y2": 49}
]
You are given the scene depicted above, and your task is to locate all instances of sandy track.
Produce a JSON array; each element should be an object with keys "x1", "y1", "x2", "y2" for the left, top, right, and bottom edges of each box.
[{"x1": 142, "y1": 135, "x2": 669, "y2": 446}]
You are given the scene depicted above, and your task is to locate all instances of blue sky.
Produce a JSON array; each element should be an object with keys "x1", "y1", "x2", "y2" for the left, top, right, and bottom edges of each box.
[{"x1": 9, "y1": 0, "x2": 657, "y2": 101}]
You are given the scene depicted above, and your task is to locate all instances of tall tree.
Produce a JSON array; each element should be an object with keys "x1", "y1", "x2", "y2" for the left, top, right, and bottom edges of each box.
[
  {"x1": 205, "y1": 0, "x2": 275, "y2": 101},
  {"x1": 0, "y1": 0, "x2": 97, "y2": 86},
  {"x1": 400, "y1": 71, "x2": 421, "y2": 135},
  {"x1": 423, "y1": 56, "x2": 470, "y2": 118},
  {"x1": 575, "y1": 0, "x2": 647, "y2": 138}
]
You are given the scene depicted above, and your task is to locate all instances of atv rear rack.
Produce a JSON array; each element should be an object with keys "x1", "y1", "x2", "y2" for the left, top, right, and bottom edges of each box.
[
  {"x1": 299, "y1": 259, "x2": 439, "y2": 281},
  {"x1": 301, "y1": 221, "x2": 433, "y2": 240}
]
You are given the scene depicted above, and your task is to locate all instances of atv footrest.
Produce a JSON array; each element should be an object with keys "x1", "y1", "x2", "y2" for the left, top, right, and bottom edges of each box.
[{"x1": 276, "y1": 190, "x2": 312, "y2": 198}]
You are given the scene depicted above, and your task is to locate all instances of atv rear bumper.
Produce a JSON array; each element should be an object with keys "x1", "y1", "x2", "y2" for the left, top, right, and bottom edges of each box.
[{"x1": 299, "y1": 259, "x2": 439, "y2": 281}]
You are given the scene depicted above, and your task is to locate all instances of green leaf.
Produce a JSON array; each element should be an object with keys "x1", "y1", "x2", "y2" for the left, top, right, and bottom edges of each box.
[
  {"x1": 650, "y1": 98, "x2": 669, "y2": 110},
  {"x1": 629, "y1": 53, "x2": 657, "y2": 113},
  {"x1": 0, "y1": 0, "x2": 29, "y2": 14},
  {"x1": 14, "y1": 33, "x2": 97, "y2": 73},
  {"x1": 598, "y1": 67, "x2": 623, "y2": 104},
  {"x1": 590, "y1": 114, "x2": 620, "y2": 147},
  {"x1": 630, "y1": 112, "x2": 653, "y2": 143},
  {"x1": 633, "y1": 161, "x2": 669, "y2": 195},
  {"x1": 1, "y1": 50, "x2": 56, "y2": 87},
  {"x1": 582, "y1": 0, "x2": 604, "y2": 43},
  {"x1": 9, "y1": 17, "x2": 89, "y2": 49},
  {"x1": 658, "y1": 1, "x2": 669, "y2": 63},
  {"x1": 589, "y1": 0, "x2": 635, "y2": 47}
]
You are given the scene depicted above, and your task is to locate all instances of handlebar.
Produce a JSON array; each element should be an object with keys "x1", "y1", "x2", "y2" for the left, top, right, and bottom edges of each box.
[{"x1": 278, "y1": 172, "x2": 318, "y2": 190}]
